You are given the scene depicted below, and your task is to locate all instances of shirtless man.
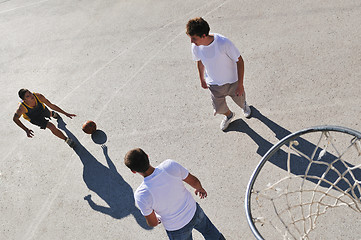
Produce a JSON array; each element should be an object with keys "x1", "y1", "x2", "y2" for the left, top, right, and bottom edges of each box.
[{"x1": 13, "y1": 88, "x2": 76, "y2": 148}]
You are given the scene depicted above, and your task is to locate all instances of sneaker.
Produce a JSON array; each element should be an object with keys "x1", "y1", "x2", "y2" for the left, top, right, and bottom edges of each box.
[
  {"x1": 220, "y1": 112, "x2": 235, "y2": 131},
  {"x1": 52, "y1": 111, "x2": 61, "y2": 119},
  {"x1": 243, "y1": 102, "x2": 251, "y2": 118},
  {"x1": 65, "y1": 137, "x2": 75, "y2": 148}
]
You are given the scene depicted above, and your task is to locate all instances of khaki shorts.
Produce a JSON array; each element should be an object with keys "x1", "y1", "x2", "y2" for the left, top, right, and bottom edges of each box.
[{"x1": 209, "y1": 81, "x2": 246, "y2": 115}]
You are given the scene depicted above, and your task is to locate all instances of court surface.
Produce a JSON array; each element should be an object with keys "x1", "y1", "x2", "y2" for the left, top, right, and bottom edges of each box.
[{"x1": 1, "y1": 0, "x2": 360, "y2": 239}]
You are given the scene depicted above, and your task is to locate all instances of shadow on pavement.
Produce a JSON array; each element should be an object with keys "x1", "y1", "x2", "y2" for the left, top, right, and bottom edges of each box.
[
  {"x1": 57, "y1": 118, "x2": 152, "y2": 230},
  {"x1": 91, "y1": 130, "x2": 107, "y2": 145},
  {"x1": 225, "y1": 106, "x2": 361, "y2": 198}
]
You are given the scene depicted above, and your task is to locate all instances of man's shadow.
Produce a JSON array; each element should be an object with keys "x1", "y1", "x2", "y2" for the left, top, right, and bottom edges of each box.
[
  {"x1": 57, "y1": 118, "x2": 151, "y2": 230},
  {"x1": 225, "y1": 106, "x2": 361, "y2": 199}
]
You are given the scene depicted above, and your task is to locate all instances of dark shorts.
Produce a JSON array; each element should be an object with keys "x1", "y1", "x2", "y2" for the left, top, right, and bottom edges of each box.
[{"x1": 30, "y1": 107, "x2": 51, "y2": 129}]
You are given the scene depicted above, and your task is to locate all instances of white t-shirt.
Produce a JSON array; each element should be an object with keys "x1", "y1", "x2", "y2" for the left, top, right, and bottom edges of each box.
[
  {"x1": 192, "y1": 33, "x2": 241, "y2": 86},
  {"x1": 134, "y1": 160, "x2": 197, "y2": 231}
]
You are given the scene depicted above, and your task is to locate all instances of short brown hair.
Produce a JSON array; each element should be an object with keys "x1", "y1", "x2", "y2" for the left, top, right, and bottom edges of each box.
[
  {"x1": 18, "y1": 88, "x2": 30, "y2": 100},
  {"x1": 124, "y1": 148, "x2": 150, "y2": 173},
  {"x1": 186, "y1": 17, "x2": 210, "y2": 37}
]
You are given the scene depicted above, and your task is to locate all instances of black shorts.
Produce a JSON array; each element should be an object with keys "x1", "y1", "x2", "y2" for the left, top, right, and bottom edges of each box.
[{"x1": 30, "y1": 107, "x2": 51, "y2": 129}]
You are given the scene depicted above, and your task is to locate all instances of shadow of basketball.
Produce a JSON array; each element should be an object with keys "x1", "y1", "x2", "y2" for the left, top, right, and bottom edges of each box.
[{"x1": 91, "y1": 130, "x2": 107, "y2": 145}]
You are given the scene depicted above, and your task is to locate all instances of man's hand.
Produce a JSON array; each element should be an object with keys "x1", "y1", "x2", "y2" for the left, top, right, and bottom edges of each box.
[
  {"x1": 65, "y1": 113, "x2": 76, "y2": 119},
  {"x1": 201, "y1": 80, "x2": 208, "y2": 89},
  {"x1": 195, "y1": 187, "x2": 208, "y2": 199},
  {"x1": 25, "y1": 128, "x2": 34, "y2": 138},
  {"x1": 235, "y1": 84, "x2": 244, "y2": 96},
  {"x1": 184, "y1": 173, "x2": 208, "y2": 199},
  {"x1": 236, "y1": 55, "x2": 245, "y2": 96},
  {"x1": 197, "y1": 61, "x2": 207, "y2": 89},
  {"x1": 144, "y1": 211, "x2": 159, "y2": 227}
]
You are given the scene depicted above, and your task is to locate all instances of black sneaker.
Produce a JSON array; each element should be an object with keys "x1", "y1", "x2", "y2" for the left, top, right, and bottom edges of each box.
[
  {"x1": 52, "y1": 111, "x2": 61, "y2": 119},
  {"x1": 65, "y1": 138, "x2": 75, "y2": 148}
]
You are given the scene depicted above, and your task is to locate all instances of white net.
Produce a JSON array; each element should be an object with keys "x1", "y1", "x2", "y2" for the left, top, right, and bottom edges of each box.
[{"x1": 249, "y1": 129, "x2": 361, "y2": 240}]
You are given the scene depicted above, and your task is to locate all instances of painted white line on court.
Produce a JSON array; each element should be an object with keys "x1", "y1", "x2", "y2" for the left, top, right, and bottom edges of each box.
[
  {"x1": 0, "y1": 0, "x2": 50, "y2": 14},
  {"x1": 23, "y1": 149, "x2": 79, "y2": 240},
  {"x1": 57, "y1": 0, "x2": 227, "y2": 106},
  {"x1": 94, "y1": 0, "x2": 231, "y2": 120}
]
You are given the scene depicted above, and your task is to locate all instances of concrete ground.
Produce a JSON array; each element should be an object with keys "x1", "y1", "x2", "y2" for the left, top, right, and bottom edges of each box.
[{"x1": 1, "y1": 0, "x2": 360, "y2": 239}]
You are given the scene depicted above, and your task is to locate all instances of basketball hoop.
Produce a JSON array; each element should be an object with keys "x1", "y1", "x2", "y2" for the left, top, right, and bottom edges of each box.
[{"x1": 245, "y1": 126, "x2": 361, "y2": 239}]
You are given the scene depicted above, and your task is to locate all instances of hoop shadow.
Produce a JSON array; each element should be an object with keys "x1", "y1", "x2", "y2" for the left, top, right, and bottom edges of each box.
[
  {"x1": 57, "y1": 119, "x2": 151, "y2": 230},
  {"x1": 225, "y1": 106, "x2": 361, "y2": 199}
]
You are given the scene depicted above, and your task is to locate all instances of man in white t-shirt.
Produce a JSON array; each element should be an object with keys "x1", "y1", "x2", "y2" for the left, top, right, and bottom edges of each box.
[
  {"x1": 124, "y1": 148, "x2": 225, "y2": 240},
  {"x1": 186, "y1": 17, "x2": 251, "y2": 131}
]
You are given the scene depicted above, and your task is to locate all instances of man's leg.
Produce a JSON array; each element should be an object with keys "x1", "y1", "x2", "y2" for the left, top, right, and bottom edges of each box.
[
  {"x1": 46, "y1": 122, "x2": 75, "y2": 148},
  {"x1": 46, "y1": 122, "x2": 67, "y2": 140},
  {"x1": 166, "y1": 225, "x2": 193, "y2": 240},
  {"x1": 229, "y1": 82, "x2": 251, "y2": 118},
  {"x1": 193, "y1": 204, "x2": 224, "y2": 240},
  {"x1": 209, "y1": 85, "x2": 234, "y2": 130},
  {"x1": 209, "y1": 85, "x2": 230, "y2": 116},
  {"x1": 229, "y1": 82, "x2": 246, "y2": 109},
  {"x1": 166, "y1": 206, "x2": 199, "y2": 240}
]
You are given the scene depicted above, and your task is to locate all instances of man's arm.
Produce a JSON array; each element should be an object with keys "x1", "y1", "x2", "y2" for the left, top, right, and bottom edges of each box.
[
  {"x1": 183, "y1": 173, "x2": 207, "y2": 199},
  {"x1": 196, "y1": 60, "x2": 208, "y2": 89},
  {"x1": 13, "y1": 105, "x2": 34, "y2": 138},
  {"x1": 144, "y1": 210, "x2": 160, "y2": 227},
  {"x1": 235, "y1": 55, "x2": 245, "y2": 96},
  {"x1": 36, "y1": 93, "x2": 76, "y2": 119}
]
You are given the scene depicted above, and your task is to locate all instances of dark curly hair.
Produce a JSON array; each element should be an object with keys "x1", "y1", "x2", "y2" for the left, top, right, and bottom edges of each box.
[{"x1": 186, "y1": 17, "x2": 210, "y2": 37}]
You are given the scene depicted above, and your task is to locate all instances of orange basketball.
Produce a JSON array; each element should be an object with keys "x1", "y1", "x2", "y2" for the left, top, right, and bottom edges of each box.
[{"x1": 82, "y1": 120, "x2": 97, "y2": 134}]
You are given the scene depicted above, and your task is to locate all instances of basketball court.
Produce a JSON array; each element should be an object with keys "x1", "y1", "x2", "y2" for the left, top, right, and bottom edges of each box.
[{"x1": 1, "y1": 0, "x2": 360, "y2": 239}]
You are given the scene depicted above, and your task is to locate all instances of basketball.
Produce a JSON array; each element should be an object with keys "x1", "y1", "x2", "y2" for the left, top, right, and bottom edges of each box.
[{"x1": 82, "y1": 120, "x2": 97, "y2": 134}]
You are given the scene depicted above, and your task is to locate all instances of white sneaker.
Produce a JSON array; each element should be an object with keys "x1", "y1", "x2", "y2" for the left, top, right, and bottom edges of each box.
[
  {"x1": 220, "y1": 112, "x2": 235, "y2": 131},
  {"x1": 243, "y1": 102, "x2": 251, "y2": 118}
]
